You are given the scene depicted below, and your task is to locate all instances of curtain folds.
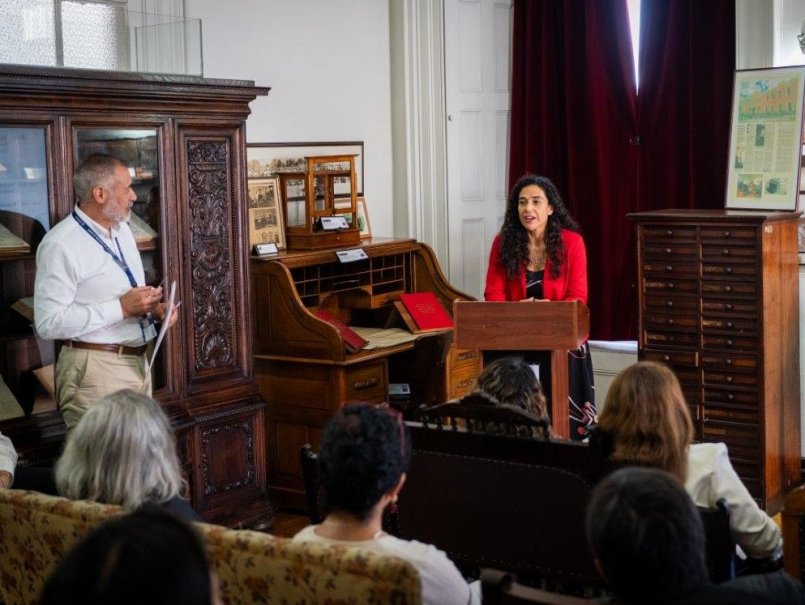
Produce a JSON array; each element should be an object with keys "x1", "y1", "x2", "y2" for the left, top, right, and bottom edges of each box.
[{"x1": 509, "y1": 0, "x2": 735, "y2": 339}]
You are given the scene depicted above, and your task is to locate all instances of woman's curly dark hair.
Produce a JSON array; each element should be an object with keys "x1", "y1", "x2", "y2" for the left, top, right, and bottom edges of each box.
[
  {"x1": 318, "y1": 405, "x2": 411, "y2": 521},
  {"x1": 499, "y1": 174, "x2": 579, "y2": 280}
]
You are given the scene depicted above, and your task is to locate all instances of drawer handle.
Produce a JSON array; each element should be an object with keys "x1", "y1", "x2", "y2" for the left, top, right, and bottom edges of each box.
[
  {"x1": 665, "y1": 247, "x2": 672, "y2": 254},
  {"x1": 726, "y1": 339, "x2": 734, "y2": 346},
  {"x1": 665, "y1": 265, "x2": 673, "y2": 272},
  {"x1": 722, "y1": 249, "x2": 730, "y2": 255},
  {"x1": 665, "y1": 300, "x2": 674, "y2": 307},
  {"x1": 725, "y1": 304, "x2": 733, "y2": 310},
  {"x1": 667, "y1": 318, "x2": 674, "y2": 325},
  {"x1": 725, "y1": 359, "x2": 733, "y2": 365},
  {"x1": 663, "y1": 355, "x2": 670, "y2": 362},
  {"x1": 727, "y1": 393, "x2": 734, "y2": 401},
  {"x1": 353, "y1": 377, "x2": 379, "y2": 391},
  {"x1": 666, "y1": 229, "x2": 673, "y2": 236},
  {"x1": 726, "y1": 322, "x2": 733, "y2": 328},
  {"x1": 724, "y1": 231, "x2": 731, "y2": 237},
  {"x1": 725, "y1": 267, "x2": 732, "y2": 274},
  {"x1": 725, "y1": 286, "x2": 732, "y2": 293},
  {"x1": 726, "y1": 376, "x2": 733, "y2": 383},
  {"x1": 456, "y1": 351, "x2": 478, "y2": 362},
  {"x1": 668, "y1": 283, "x2": 675, "y2": 289}
]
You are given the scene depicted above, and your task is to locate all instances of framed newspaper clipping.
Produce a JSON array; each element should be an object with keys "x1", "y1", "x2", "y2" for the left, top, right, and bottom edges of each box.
[{"x1": 725, "y1": 66, "x2": 805, "y2": 211}]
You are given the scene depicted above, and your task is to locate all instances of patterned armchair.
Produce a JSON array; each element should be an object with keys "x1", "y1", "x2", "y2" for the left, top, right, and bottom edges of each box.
[{"x1": 0, "y1": 489, "x2": 422, "y2": 605}]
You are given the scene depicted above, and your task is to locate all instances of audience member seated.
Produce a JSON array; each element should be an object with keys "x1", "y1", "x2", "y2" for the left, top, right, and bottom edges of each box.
[
  {"x1": 595, "y1": 361, "x2": 782, "y2": 563},
  {"x1": 586, "y1": 467, "x2": 804, "y2": 605},
  {"x1": 55, "y1": 389, "x2": 199, "y2": 520},
  {"x1": 40, "y1": 504, "x2": 220, "y2": 605},
  {"x1": 0, "y1": 429, "x2": 17, "y2": 488},
  {"x1": 293, "y1": 404, "x2": 479, "y2": 605},
  {"x1": 473, "y1": 355, "x2": 551, "y2": 438}
]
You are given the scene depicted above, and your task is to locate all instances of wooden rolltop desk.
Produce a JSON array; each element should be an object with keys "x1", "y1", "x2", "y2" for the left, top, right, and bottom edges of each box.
[
  {"x1": 251, "y1": 238, "x2": 481, "y2": 508},
  {"x1": 629, "y1": 209, "x2": 801, "y2": 513}
]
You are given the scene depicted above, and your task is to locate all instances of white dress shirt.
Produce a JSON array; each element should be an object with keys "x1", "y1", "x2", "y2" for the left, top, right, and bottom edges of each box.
[
  {"x1": 34, "y1": 206, "x2": 148, "y2": 346},
  {"x1": 686, "y1": 442, "x2": 782, "y2": 559},
  {"x1": 0, "y1": 431, "x2": 17, "y2": 482}
]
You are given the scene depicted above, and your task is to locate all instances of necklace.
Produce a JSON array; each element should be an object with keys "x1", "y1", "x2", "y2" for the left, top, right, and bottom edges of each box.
[{"x1": 528, "y1": 245, "x2": 547, "y2": 270}]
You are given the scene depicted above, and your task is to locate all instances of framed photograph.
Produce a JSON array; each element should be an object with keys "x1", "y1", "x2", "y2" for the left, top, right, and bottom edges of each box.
[
  {"x1": 725, "y1": 66, "x2": 805, "y2": 210},
  {"x1": 247, "y1": 177, "x2": 286, "y2": 249},
  {"x1": 247, "y1": 141, "x2": 364, "y2": 195},
  {"x1": 356, "y1": 197, "x2": 371, "y2": 239}
]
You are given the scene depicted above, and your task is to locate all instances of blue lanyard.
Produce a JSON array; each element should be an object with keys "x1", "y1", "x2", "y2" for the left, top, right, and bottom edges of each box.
[{"x1": 72, "y1": 210, "x2": 138, "y2": 288}]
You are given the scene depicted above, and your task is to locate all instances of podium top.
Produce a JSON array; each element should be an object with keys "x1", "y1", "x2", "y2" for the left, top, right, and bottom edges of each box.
[{"x1": 452, "y1": 300, "x2": 589, "y2": 351}]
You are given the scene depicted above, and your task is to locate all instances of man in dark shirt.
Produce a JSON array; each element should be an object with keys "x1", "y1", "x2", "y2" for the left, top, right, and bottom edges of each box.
[{"x1": 586, "y1": 466, "x2": 803, "y2": 605}]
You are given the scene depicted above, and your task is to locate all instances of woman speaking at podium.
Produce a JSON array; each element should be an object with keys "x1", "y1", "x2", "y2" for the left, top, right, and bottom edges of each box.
[{"x1": 484, "y1": 174, "x2": 596, "y2": 440}]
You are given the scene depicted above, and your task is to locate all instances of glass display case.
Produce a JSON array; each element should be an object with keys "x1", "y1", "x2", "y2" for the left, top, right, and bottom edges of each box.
[{"x1": 277, "y1": 154, "x2": 361, "y2": 250}]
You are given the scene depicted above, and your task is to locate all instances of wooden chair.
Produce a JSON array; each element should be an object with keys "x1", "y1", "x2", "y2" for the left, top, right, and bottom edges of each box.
[
  {"x1": 300, "y1": 443, "x2": 324, "y2": 524},
  {"x1": 418, "y1": 393, "x2": 551, "y2": 438},
  {"x1": 698, "y1": 498, "x2": 735, "y2": 583},
  {"x1": 480, "y1": 569, "x2": 600, "y2": 604}
]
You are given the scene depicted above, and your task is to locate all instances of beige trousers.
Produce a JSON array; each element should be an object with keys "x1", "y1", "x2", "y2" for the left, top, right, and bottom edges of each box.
[{"x1": 55, "y1": 346, "x2": 152, "y2": 432}]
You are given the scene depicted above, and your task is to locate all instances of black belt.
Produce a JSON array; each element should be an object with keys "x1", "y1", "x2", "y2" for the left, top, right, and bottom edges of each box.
[{"x1": 63, "y1": 340, "x2": 147, "y2": 356}]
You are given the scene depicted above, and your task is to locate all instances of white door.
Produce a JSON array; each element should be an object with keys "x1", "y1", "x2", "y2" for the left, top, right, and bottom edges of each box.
[{"x1": 444, "y1": 0, "x2": 512, "y2": 299}]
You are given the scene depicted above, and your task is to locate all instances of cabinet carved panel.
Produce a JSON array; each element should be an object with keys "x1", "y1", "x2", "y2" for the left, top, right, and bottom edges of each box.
[{"x1": 187, "y1": 138, "x2": 236, "y2": 371}]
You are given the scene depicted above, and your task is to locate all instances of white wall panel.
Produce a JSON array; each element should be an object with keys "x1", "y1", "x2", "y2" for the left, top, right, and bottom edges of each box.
[
  {"x1": 461, "y1": 218, "x2": 486, "y2": 298},
  {"x1": 458, "y1": 0, "x2": 482, "y2": 92},
  {"x1": 493, "y1": 1, "x2": 512, "y2": 91},
  {"x1": 460, "y1": 109, "x2": 483, "y2": 201},
  {"x1": 495, "y1": 109, "x2": 509, "y2": 200}
]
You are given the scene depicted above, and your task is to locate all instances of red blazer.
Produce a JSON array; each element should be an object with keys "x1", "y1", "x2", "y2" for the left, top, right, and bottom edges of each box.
[{"x1": 483, "y1": 229, "x2": 588, "y2": 304}]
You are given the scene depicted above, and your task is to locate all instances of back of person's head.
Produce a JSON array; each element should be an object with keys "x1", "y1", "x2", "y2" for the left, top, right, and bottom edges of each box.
[
  {"x1": 596, "y1": 361, "x2": 692, "y2": 482},
  {"x1": 56, "y1": 389, "x2": 185, "y2": 509},
  {"x1": 74, "y1": 154, "x2": 125, "y2": 201},
  {"x1": 476, "y1": 356, "x2": 548, "y2": 417},
  {"x1": 586, "y1": 467, "x2": 708, "y2": 605},
  {"x1": 40, "y1": 505, "x2": 217, "y2": 605},
  {"x1": 319, "y1": 404, "x2": 411, "y2": 521}
]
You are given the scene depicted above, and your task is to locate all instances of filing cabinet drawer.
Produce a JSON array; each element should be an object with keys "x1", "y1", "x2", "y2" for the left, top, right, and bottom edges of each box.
[
  {"x1": 699, "y1": 227, "x2": 757, "y2": 242},
  {"x1": 644, "y1": 278, "x2": 698, "y2": 295},
  {"x1": 643, "y1": 243, "x2": 698, "y2": 260},
  {"x1": 701, "y1": 281, "x2": 756, "y2": 297},
  {"x1": 643, "y1": 349, "x2": 699, "y2": 366},
  {"x1": 701, "y1": 244, "x2": 758, "y2": 262},
  {"x1": 344, "y1": 361, "x2": 387, "y2": 402},
  {"x1": 642, "y1": 226, "x2": 697, "y2": 241},
  {"x1": 643, "y1": 260, "x2": 699, "y2": 277}
]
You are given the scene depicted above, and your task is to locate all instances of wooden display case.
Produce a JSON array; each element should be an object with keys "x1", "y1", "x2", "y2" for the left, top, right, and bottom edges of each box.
[
  {"x1": 278, "y1": 154, "x2": 360, "y2": 250},
  {"x1": 0, "y1": 64, "x2": 273, "y2": 528}
]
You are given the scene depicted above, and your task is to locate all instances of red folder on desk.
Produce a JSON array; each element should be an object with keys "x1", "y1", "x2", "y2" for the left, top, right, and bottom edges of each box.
[
  {"x1": 314, "y1": 310, "x2": 368, "y2": 353},
  {"x1": 396, "y1": 292, "x2": 453, "y2": 332}
]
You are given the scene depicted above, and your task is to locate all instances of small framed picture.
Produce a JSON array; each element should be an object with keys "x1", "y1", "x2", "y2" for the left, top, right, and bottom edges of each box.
[
  {"x1": 356, "y1": 197, "x2": 371, "y2": 239},
  {"x1": 247, "y1": 176, "x2": 286, "y2": 250}
]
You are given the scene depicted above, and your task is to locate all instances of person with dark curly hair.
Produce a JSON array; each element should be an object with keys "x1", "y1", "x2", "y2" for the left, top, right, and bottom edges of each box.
[
  {"x1": 293, "y1": 404, "x2": 479, "y2": 605},
  {"x1": 483, "y1": 174, "x2": 595, "y2": 440}
]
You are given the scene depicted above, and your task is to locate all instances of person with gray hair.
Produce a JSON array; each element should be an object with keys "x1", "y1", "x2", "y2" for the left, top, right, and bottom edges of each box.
[
  {"x1": 55, "y1": 389, "x2": 198, "y2": 520},
  {"x1": 34, "y1": 153, "x2": 178, "y2": 431}
]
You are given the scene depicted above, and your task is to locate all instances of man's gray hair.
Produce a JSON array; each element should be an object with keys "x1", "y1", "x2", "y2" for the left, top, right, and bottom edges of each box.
[
  {"x1": 73, "y1": 154, "x2": 126, "y2": 202},
  {"x1": 56, "y1": 389, "x2": 186, "y2": 509}
]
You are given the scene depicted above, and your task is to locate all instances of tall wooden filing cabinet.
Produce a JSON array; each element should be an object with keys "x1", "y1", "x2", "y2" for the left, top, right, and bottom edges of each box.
[{"x1": 629, "y1": 209, "x2": 801, "y2": 513}]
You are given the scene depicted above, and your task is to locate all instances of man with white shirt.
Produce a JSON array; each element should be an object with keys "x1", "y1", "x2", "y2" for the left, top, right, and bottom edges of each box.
[
  {"x1": 0, "y1": 430, "x2": 16, "y2": 488},
  {"x1": 34, "y1": 154, "x2": 176, "y2": 431}
]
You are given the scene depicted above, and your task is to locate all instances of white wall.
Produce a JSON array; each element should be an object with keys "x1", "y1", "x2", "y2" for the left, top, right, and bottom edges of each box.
[{"x1": 184, "y1": 0, "x2": 395, "y2": 237}]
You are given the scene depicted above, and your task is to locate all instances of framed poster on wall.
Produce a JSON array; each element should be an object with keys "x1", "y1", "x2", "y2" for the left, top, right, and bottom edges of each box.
[{"x1": 725, "y1": 66, "x2": 805, "y2": 211}]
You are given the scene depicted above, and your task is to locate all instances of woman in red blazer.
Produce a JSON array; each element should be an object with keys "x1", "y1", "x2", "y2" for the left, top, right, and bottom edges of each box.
[{"x1": 483, "y1": 174, "x2": 596, "y2": 440}]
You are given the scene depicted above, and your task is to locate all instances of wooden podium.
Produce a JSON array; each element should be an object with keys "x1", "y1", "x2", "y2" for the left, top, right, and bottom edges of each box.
[{"x1": 452, "y1": 300, "x2": 590, "y2": 439}]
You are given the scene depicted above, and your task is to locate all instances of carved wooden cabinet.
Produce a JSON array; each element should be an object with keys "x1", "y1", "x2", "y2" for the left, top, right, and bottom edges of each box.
[
  {"x1": 0, "y1": 64, "x2": 272, "y2": 527},
  {"x1": 251, "y1": 238, "x2": 480, "y2": 509},
  {"x1": 629, "y1": 209, "x2": 801, "y2": 513}
]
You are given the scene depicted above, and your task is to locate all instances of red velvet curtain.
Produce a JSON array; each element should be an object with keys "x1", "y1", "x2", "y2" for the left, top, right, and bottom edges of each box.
[
  {"x1": 510, "y1": 0, "x2": 639, "y2": 340},
  {"x1": 509, "y1": 0, "x2": 735, "y2": 339},
  {"x1": 637, "y1": 0, "x2": 735, "y2": 212}
]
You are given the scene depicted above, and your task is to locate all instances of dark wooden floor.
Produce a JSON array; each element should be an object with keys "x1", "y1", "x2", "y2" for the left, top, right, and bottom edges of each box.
[{"x1": 270, "y1": 509, "x2": 309, "y2": 538}]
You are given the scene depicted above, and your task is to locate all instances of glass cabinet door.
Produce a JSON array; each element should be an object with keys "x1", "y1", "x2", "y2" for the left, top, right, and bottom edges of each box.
[{"x1": 74, "y1": 127, "x2": 168, "y2": 392}]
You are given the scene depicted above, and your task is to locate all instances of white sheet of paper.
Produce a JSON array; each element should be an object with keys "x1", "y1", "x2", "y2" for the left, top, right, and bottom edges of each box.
[{"x1": 146, "y1": 280, "x2": 178, "y2": 378}]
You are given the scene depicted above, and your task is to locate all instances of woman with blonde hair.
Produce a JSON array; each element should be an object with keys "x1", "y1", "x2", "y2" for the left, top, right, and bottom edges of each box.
[
  {"x1": 55, "y1": 389, "x2": 199, "y2": 520},
  {"x1": 596, "y1": 361, "x2": 781, "y2": 561}
]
